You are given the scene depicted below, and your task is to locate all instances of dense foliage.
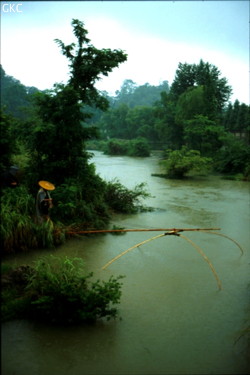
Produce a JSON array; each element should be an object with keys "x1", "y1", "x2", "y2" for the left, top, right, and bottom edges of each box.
[
  {"x1": 1, "y1": 256, "x2": 124, "y2": 324},
  {"x1": 1, "y1": 21, "x2": 249, "y2": 255},
  {"x1": 0, "y1": 20, "x2": 153, "y2": 255},
  {"x1": 89, "y1": 60, "x2": 249, "y2": 178},
  {"x1": 112, "y1": 79, "x2": 170, "y2": 108},
  {"x1": 104, "y1": 180, "x2": 151, "y2": 213},
  {"x1": 0, "y1": 186, "x2": 66, "y2": 252},
  {"x1": 101, "y1": 137, "x2": 150, "y2": 157},
  {"x1": 160, "y1": 147, "x2": 212, "y2": 178}
]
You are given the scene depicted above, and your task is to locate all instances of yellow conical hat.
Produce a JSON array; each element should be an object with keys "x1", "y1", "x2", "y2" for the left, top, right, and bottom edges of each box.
[{"x1": 38, "y1": 180, "x2": 55, "y2": 191}]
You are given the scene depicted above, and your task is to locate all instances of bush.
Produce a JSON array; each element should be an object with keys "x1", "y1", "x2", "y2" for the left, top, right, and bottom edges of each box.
[
  {"x1": 104, "y1": 139, "x2": 130, "y2": 155},
  {"x1": 103, "y1": 138, "x2": 150, "y2": 157},
  {"x1": 1, "y1": 256, "x2": 124, "y2": 324},
  {"x1": 129, "y1": 138, "x2": 150, "y2": 157},
  {"x1": 104, "y1": 179, "x2": 151, "y2": 213},
  {"x1": 161, "y1": 146, "x2": 212, "y2": 178},
  {"x1": 215, "y1": 134, "x2": 250, "y2": 176}
]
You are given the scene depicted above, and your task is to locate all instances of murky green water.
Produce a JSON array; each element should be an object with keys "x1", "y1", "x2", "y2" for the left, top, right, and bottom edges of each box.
[{"x1": 2, "y1": 151, "x2": 250, "y2": 374}]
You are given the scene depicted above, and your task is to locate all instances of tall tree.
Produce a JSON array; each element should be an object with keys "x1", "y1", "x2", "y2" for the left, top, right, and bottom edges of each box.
[
  {"x1": 0, "y1": 110, "x2": 17, "y2": 174},
  {"x1": 29, "y1": 19, "x2": 127, "y2": 185},
  {"x1": 170, "y1": 60, "x2": 232, "y2": 119},
  {"x1": 183, "y1": 115, "x2": 225, "y2": 156},
  {"x1": 154, "y1": 92, "x2": 182, "y2": 149}
]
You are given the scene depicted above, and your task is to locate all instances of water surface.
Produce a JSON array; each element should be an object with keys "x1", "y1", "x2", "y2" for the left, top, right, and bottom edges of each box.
[{"x1": 2, "y1": 151, "x2": 250, "y2": 375}]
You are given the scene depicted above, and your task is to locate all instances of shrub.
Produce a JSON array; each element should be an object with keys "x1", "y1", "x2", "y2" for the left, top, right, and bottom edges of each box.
[
  {"x1": 161, "y1": 146, "x2": 212, "y2": 178},
  {"x1": 104, "y1": 179, "x2": 151, "y2": 213},
  {"x1": 104, "y1": 139, "x2": 130, "y2": 155},
  {"x1": 1, "y1": 256, "x2": 124, "y2": 324},
  {"x1": 215, "y1": 134, "x2": 250, "y2": 176},
  {"x1": 128, "y1": 138, "x2": 150, "y2": 157},
  {"x1": 103, "y1": 138, "x2": 150, "y2": 157},
  {"x1": 26, "y1": 256, "x2": 124, "y2": 324}
]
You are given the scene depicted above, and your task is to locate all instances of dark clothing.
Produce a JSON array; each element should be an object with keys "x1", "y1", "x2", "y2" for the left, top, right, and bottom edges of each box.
[
  {"x1": 36, "y1": 188, "x2": 52, "y2": 221},
  {"x1": 0, "y1": 171, "x2": 19, "y2": 189}
]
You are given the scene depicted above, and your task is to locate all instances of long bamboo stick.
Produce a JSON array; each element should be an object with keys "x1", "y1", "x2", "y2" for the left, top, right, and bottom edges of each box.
[
  {"x1": 67, "y1": 227, "x2": 221, "y2": 235},
  {"x1": 102, "y1": 230, "x2": 223, "y2": 291},
  {"x1": 199, "y1": 230, "x2": 244, "y2": 255},
  {"x1": 102, "y1": 233, "x2": 165, "y2": 270}
]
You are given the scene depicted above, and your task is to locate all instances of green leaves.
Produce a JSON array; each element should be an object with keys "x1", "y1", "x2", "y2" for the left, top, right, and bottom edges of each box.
[
  {"x1": 24, "y1": 255, "x2": 124, "y2": 324},
  {"x1": 55, "y1": 19, "x2": 127, "y2": 107},
  {"x1": 161, "y1": 146, "x2": 212, "y2": 178},
  {"x1": 170, "y1": 60, "x2": 232, "y2": 114},
  {"x1": 27, "y1": 19, "x2": 127, "y2": 188},
  {"x1": 104, "y1": 179, "x2": 151, "y2": 213}
]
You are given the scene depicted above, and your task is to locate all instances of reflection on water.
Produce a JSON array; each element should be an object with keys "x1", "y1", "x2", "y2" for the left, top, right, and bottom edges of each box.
[{"x1": 2, "y1": 151, "x2": 250, "y2": 375}]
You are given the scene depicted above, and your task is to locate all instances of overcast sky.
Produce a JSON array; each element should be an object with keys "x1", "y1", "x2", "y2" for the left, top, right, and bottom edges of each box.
[{"x1": 1, "y1": 1, "x2": 249, "y2": 104}]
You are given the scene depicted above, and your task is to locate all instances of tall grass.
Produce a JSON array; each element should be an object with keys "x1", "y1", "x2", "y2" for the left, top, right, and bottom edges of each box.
[{"x1": 0, "y1": 186, "x2": 63, "y2": 253}]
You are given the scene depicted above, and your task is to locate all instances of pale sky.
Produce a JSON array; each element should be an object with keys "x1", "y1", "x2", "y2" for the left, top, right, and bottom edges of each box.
[{"x1": 1, "y1": 1, "x2": 249, "y2": 104}]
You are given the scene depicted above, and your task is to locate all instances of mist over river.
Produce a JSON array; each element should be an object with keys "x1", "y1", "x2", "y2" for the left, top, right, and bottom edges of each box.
[{"x1": 2, "y1": 151, "x2": 250, "y2": 375}]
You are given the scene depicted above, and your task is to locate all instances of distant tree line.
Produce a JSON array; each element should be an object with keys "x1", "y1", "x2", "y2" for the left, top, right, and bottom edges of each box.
[{"x1": 85, "y1": 60, "x2": 249, "y2": 177}]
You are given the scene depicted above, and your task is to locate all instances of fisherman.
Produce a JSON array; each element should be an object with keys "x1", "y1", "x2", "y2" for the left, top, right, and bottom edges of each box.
[
  {"x1": 0, "y1": 165, "x2": 20, "y2": 189},
  {"x1": 36, "y1": 180, "x2": 55, "y2": 222}
]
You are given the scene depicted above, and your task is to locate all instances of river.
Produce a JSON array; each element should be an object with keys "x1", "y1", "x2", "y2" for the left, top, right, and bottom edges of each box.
[{"x1": 2, "y1": 151, "x2": 250, "y2": 375}]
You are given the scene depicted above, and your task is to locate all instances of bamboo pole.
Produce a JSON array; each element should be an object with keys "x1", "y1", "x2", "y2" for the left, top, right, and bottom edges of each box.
[
  {"x1": 101, "y1": 230, "x2": 223, "y2": 291},
  {"x1": 102, "y1": 233, "x2": 165, "y2": 270},
  {"x1": 199, "y1": 230, "x2": 244, "y2": 256},
  {"x1": 67, "y1": 227, "x2": 221, "y2": 235}
]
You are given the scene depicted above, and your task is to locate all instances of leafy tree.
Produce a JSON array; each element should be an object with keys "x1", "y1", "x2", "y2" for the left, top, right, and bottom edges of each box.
[
  {"x1": 214, "y1": 133, "x2": 250, "y2": 176},
  {"x1": 170, "y1": 62, "x2": 196, "y2": 100},
  {"x1": 223, "y1": 100, "x2": 249, "y2": 142},
  {"x1": 0, "y1": 110, "x2": 19, "y2": 174},
  {"x1": 175, "y1": 86, "x2": 207, "y2": 124},
  {"x1": 183, "y1": 115, "x2": 225, "y2": 156},
  {"x1": 99, "y1": 103, "x2": 130, "y2": 139},
  {"x1": 114, "y1": 79, "x2": 169, "y2": 108},
  {"x1": 170, "y1": 60, "x2": 232, "y2": 119},
  {"x1": 27, "y1": 19, "x2": 127, "y2": 186},
  {"x1": 114, "y1": 79, "x2": 137, "y2": 103},
  {"x1": 126, "y1": 105, "x2": 157, "y2": 140},
  {"x1": 236, "y1": 103, "x2": 249, "y2": 137},
  {"x1": 154, "y1": 92, "x2": 182, "y2": 149}
]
